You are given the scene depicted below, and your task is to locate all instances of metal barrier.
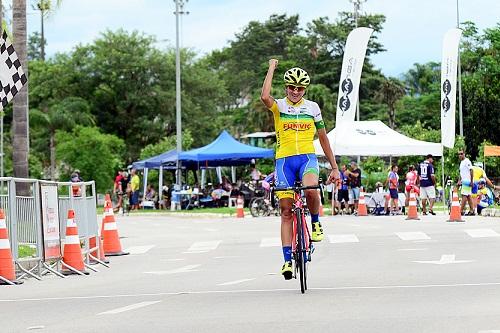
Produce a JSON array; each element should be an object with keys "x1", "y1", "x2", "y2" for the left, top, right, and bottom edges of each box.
[{"x1": 0, "y1": 177, "x2": 101, "y2": 281}]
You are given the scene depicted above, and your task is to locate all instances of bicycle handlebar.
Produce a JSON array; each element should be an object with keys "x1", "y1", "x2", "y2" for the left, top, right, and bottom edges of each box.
[{"x1": 273, "y1": 184, "x2": 323, "y2": 192}]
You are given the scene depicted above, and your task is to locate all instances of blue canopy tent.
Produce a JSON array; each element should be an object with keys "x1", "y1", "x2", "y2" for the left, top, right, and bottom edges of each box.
[
  {"x1": 132, "y1": 149, "x2": 178, "y2": 170},
  {"x1": 131, "y1": 131, "x2": 274, "y2": 202},
  {"x1": 179, "y1": 130, "x2": 274, "y2": 189},
  {"x1": 179, "y1": 130, "x2": 274, "y2": 167},
  {"x1": 131, "y1": 150, "x2": 179, "y2": 201}
]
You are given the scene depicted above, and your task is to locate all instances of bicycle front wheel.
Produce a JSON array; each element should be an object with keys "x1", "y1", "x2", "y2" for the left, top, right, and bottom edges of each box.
[{"x1": 296, "y1": 210, "x2": 307, "y2": 294}]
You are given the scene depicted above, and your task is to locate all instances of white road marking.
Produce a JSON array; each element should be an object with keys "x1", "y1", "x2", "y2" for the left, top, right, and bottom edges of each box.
[
  {"x1": 144, "y1": 264, "x2": 200, "y2": 275},
  {"x1": 414, "y1": 254, "x2": 473, "y2": 265},
  {"x1": 397, "y1": 248, "x2": 428, "y2": 251},
  {"x1": 213, "y1": 256, "x2": 239, "y2": 259},
  {"x1": 328, "y1": 234, "x2": 359, "y2": 243},
  {"x1": 186, "y1": 240, "x2": 221, "y2": 253},
  {"x1": 124, "y1": 245, "x2": 155, "y2": 255},
  {"x1": 27, "y1": 326, "x2": 45, "y2": 330},
  {"x1": 217, "y1": 278, "x2": 255, "y2": 286},
  {"x1": 260, "y1": 237, "x2": 281, "y2": 247},
  {"x1": 97, "y1": 301, "x2": 161, "y2": 315},
  {"x1": 6, "y1": 282, "x2": 500, "y2": 303},
  {"x1": 204, "y1": 228, "x2": 218, "y2": 232},
  {"x1": 478, "y1": 330, "x2": 500, "y2": 333},
  {"x1": 396, "y1": 232, "x2": 430, "y2": 241},
  {"x1": 164, "y1": 258, "x2": 185, "y2": 262},
  {"x1": 465, "y1": 229, "x2": 500, "y2": 238}
]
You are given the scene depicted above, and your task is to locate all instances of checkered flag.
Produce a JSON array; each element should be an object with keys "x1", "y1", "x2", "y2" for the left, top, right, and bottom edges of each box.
[{"x1": 0, "y1": 29, "x2": 27, "y2": 110}]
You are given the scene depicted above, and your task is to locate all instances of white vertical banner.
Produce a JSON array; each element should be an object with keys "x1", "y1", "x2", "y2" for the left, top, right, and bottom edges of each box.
[
  {"x1": 441, "y1": 28, "x2": 462, "y2": 148},
  {"x1": 335, "y1": 27, "x2": 373, "y2": 126}
]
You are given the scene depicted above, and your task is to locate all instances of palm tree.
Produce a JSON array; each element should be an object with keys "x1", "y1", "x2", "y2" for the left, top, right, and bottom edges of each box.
[
  {"x1": 375, "y1": 77, "x2": 406, "y2": 129},
  {"x1": 34, "y1": 0, "x2": 62, "y2": 61},
  {"x1": 30, "y1": 97, "x2": 95, "y2": 180},
  {"x1": 12, "y1": 0, "x2": 29, "y2": 182}
]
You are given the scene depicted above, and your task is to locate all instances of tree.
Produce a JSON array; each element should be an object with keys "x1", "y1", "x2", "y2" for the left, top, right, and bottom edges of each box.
[
  {"x1": 460, "y1": 22, "x2": 500, "y2": 159},
  {"x1": 12, "y1": 0, "x2": 29, "y2": 182},
  {"x1": 30, "y1": 97, "x2": 95, "y2": 180},
  {"x1": 33, "y1": 0, "x2": 62, "y2": 61},
  {"x1": 402, "y1": 62, "x2": 440, "y2": 96},
  {"x1": 374, "y1": 77, "x2": 405, "y2": 129},
  {"x1": 56, "y1": 126, "x2": 125, "y2": 193},
  {"x1": 139, "y1": 130, "x2": 193, "y2": 160},
  {"x1": 27, "y1": 31, "x2": 46, "y2": 61}
]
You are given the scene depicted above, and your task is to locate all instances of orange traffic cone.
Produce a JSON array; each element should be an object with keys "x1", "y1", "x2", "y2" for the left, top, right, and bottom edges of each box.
[
  {"x1": 101, "y1": 201, "x2": 129, "y2": 256},
  {"x1": 89, "y1": 233, "x2": 109, "y2": 265},
  {"x1": 0, "y1": 209, "x2": 19, "y2": 285},
  {"x1": 236, "y1": 195, "x2": 245, "y2": 218},
  {"x1": 405, "y1": 189, "x2": 420, "y2": 220},
  {"x1": 447, "y1": 188, "x2": 465, "y2": 222},
  {"x1": 357, "y1": 187, "x2": 368, "y2": 216},
  {"x1": 61, "y1": 209, "x2": 88, "y2": 275}
]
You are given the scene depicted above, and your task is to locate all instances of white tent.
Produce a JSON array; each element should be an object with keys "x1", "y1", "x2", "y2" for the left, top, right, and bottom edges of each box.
[{"x1": 314, "y1": 120, "x2": 443, "y2": 156}]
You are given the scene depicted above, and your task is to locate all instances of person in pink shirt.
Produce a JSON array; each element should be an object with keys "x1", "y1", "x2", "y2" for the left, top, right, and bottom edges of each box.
[{"x1": 404, "y1": 165, "x2": 420, "y2": 211}]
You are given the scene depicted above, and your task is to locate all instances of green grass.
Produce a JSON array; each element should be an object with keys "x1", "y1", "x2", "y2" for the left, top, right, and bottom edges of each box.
[
  {"x1": 97, "y1": 206, "x2": 249, "y2": 215},
  {"x1": 18, "y1": 245, "x2": 36, "y2": 258}
]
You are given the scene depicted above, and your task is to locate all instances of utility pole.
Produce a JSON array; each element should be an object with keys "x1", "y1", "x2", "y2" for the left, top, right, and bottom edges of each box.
[
  {"x1": 350, "y1": 0, "x2": 366, "y2": 165},
  {"x1": 456, "y1": 0, "x2": 463, "y2": 137},
  {"x1": 350, "y1": 0, "x2": 366, "y2": 124},
  {"x1": 174, "y1": 0, "x2": 188, "y2": 189}
]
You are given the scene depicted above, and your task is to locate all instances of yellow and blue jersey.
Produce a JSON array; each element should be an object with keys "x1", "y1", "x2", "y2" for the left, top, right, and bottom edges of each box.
[{"x1": 269, "y1": 98, "x2": 325, "y2": 159}]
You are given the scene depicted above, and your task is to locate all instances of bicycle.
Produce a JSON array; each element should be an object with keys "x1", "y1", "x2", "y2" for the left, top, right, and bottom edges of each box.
[
  {"x1": 274, "y1": 181, "x2": 323, "y2": 294},
  {"x1": 249, "y1": 192, "x2": 280, "y2": 217}
]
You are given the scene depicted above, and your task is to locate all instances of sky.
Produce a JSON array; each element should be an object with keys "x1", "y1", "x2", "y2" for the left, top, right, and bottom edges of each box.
[{"x1": 15, "y1": 0, "x2": 500, "y2": 77}]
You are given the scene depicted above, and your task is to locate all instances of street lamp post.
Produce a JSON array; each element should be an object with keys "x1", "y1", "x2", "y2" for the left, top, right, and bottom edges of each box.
[{"x1": 174, "y1": 0, "x2": 188, "y2": 189}]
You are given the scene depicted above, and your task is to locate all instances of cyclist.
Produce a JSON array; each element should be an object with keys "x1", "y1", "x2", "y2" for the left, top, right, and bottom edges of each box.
[{"x1": 261, "y1": 59, "x2": 339, "y2": 280}]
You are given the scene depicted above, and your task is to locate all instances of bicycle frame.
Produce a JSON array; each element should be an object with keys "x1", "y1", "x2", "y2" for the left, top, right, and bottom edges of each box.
[{"x1": 291, "y1": 191, "x2": 311, "y2": 256}]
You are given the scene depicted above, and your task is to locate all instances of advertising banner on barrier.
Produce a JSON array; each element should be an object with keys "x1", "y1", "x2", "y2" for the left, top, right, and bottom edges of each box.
[
  {"x1": 441, "y1": 28, "x2": 462, "y2": 148},
  {"x1": 335, "y1": 27, "x2": 373, "y2": 126},
  {"x1": 40, "y1": 183, "x2": 62, "y2": 260}
]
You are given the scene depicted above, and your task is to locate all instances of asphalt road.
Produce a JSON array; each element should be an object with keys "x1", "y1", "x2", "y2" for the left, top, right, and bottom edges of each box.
[{"x1": 2, "y1": 212, "x2": 500, "y2": 333}]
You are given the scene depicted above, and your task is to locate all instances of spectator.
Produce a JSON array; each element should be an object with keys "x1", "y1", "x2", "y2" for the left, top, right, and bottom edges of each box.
[
  {"x1": 221, "y1": 176, "x2": 233, "y2": 192},
  {"x1": 70, "y1": 169, "x2": 83, "y2": 197},
  {"x1": 385, "y1": 164, "x2": 400, "y2": 215},
  {"x1": 337, "y1": 165, "x2": 350, "y2": 213},
  {"x1": 145, "y1": 184, "x2": 157, "y2": 208},
  {"x1": 458, "y1": 150, "x2": 475, "y2": 215},
  {"x1": 129, "y1": 168, "x2": 140, "y2": 211},
  {"x1": 120, "y1": 170, "x2": 131, "y2": 211},
  {"x1": 250, "y1": 163, "x2": 262, "y2": 184},
  {"x1": 404, "y1": 165, "x2": 420, "y2": 211},
  {"x1": 477, "y1": 179, "x2": 495, "y2": 215},
  {"x1": 418, "y1": 154, "x2": 436, "y2": 215},
  {"x1": 471, "y1": 161, "x2": 496, "y2": 212},
  {"x1": 211, "y1": 184, "x2": 229, "y2": 207},
  {"x1": 113, "y1": 170, "x2": 124, "y2": 213},
  {"x1": 345, "y1": 161, "x2": 361, "y2": 214},
  {"x1": 159, "y1": 185, "x2": 170, "y2": 209}
]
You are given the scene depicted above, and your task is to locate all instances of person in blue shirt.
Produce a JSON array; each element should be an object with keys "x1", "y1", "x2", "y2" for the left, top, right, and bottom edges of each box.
[{"x1": 417, "y1": 154, "x2": 436, "y2": 215}]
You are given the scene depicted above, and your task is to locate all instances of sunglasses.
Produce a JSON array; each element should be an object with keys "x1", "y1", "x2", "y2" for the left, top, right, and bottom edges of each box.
[
  {"x1": 458, "y1": 152, "x2": 464, "y2": 155},
  {"x1": 286, "y1": 85, "x2": 305, "y2": 92}
]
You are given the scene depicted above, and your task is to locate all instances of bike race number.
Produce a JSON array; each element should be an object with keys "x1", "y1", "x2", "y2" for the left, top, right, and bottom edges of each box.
[{"x1": 40, "y1": 183, "x2": 62, "y2": 260}]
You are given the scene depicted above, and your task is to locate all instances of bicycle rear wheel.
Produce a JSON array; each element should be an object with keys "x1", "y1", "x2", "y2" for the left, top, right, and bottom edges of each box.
[
  {"x1": 250, "y1": 197, "x2": 266, "y2": 217},
  {"x1": 296, "y1": 210, "x2": 307, "y2": 294}
]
